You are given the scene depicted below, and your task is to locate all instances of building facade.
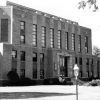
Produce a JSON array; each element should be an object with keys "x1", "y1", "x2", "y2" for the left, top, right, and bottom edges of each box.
[{"x1": 0, "y1": 1, "x2": 100, "y2": 84}]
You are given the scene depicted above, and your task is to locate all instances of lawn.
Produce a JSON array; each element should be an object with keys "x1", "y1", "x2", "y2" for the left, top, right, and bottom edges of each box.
[{"x1": 0, "y1": 85, "x2": 100, "y2": 100}]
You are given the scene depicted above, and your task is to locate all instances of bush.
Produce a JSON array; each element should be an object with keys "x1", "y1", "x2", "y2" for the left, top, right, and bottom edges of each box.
[
  {"x1": 7, "y1": 71, "x2": 20, "y2": 86},
  {"x1": 43, "y1": 78, "x2": 60, "y2": 85},
  {"x1": 91, "y1": 80, "x2": 100, "y2": 86},
  {"x1": 79, "y1": 77, "x2": 90, "y2": 82},
  {"x1": 43, "y1": 77, "x2": 73, "y2": 85},
  {"x1": 36, "y1": 80, "x2": 44, "y2": 85},
  {"x1": 84, "y1": 79, "x2": 100, "y2": 86},
  {"x1": 19, "y1": 77, "x2": 35, "y2": 86},
  {"x1": 7, "y1": 71, "x2": 37, "y2": 86}
]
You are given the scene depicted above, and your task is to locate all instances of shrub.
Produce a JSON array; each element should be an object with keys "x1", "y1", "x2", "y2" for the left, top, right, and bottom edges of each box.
[
  {"x1": 43, "y1": 78, "x2": 60, "y2": 85},
  {"x1": 43, "y1": 77, "x2": 73, "y2": 85},
  {"x1": 7, "y1": 71, "x2": 20, "y2": 86},
  {"x1": 84, "y1": 79, "x2": 100, "y2": 86},
  {"x1": 19, "y1": 77, "x2": 32, "y2": 86}
]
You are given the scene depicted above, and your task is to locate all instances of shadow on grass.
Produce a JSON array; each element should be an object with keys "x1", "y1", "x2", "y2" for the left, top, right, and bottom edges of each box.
[{"x1": 0, "y1": 92, "x2": 75, "y2": 99}]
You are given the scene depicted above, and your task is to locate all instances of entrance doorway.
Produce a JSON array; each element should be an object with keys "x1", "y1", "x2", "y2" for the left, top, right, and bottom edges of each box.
[{"x1": 58, "y1": 55, "x2": 69, "y2": 77}]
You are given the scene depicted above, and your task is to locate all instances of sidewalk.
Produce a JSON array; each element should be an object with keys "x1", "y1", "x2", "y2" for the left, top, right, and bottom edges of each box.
[{"x1": 0, "y1": 85, "x2": 100, "y2": 100}]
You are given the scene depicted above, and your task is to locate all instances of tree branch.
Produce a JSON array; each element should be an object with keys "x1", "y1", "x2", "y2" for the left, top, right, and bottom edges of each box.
[{"x1": 78, "y1": 0, "x2": 99, "y2": 12}]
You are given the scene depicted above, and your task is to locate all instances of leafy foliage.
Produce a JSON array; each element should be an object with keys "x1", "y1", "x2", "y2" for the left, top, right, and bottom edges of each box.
[
  {"x1": 78, "y1": 0, "x2": 98, "y2": 12},
  {"x1": 92, "y1": 46, "x2": 100, "y2": 56},
  {"x1": 84, "y1": 79, "x2": 100, "y2": 86}
]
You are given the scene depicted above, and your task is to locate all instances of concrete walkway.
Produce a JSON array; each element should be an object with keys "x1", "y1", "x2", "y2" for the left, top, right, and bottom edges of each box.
[{"x1": 0, "y1": 85, "x2": 100, "y2": 100}]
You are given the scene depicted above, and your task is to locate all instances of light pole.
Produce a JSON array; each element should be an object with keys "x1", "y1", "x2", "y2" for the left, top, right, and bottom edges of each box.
[{"x1": 73, "y1": 64, "x2": 79, "y2": 100}]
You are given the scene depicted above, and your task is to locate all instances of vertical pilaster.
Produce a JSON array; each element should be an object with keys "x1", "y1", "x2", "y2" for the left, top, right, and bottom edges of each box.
[
  {"x1": 61, "y1": 22, "x2": 65, "y2": 50},
  {"x1": 54, "y1": 20, "x2": 58, "y2": 49},
  {"x1": 37, "y1": 15, "x2": 42, "y2": 79},
  {"x1": 25, "y1": 47, "x2": 33, "y2": 79},
  {"x1": 17, "y1": 48, "x2": 20, "y2": 77},
  {"x1": 68, "y1": 56, "x2": 73, "y2": 77}
]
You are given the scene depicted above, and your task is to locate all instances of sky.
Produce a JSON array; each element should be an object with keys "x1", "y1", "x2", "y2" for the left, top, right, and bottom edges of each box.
[{"x1": 0, "y1": 0, "x2": 100, "y2": 48}]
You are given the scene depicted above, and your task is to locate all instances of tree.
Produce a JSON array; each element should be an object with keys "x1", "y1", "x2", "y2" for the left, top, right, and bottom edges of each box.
[
  {"x1": 92, "y1": 46, "x2": 100, "y2": 56},
  {"x1": 78, "y1": 0, "x2": 99, "y2": 12}
]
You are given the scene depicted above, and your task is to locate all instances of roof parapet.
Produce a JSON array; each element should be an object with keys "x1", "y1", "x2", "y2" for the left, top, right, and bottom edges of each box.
[{"x1": 6, "y1": 1, "x2": 79, "y2": 25}]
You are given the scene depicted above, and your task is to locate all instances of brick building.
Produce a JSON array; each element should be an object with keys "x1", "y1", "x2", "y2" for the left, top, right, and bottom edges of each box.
[{"x1": 0, "y1": 1, "x2": 100, "y2": 85}]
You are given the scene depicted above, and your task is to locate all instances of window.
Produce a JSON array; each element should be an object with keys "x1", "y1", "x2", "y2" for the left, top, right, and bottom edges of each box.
[
  {"x1": 20, "y1": 35, "x2": 25, "y2": 44},
  {"x1": 11, "y1": 50, "x2": 17, "y2": 72},
  {"x1": 20, "y1": 51, "x2": 25, "y2": 78},
  {"x1": 20, "y1": 21, "x2": 25, "y2": 30},
  {"x1": 11, "y1": 50, "x2": 17, "y2": 59},
  {"x1": 1, "y1": 19, "x2": 8, "y2": 42},
  {"x1": 75, "y1": 57, "x2": 77, "y2": 64},
  {"x1": 86, "y1": 58, "x2": 89, "y2": 66},
  {"x1": 91, "y1": 59, "x2": 94, "y2": 77},
  {"x1": 79, "y1": 57, "x2": 82, "y2": 65},
  {"x1": 58, "y1": 30, "x2": 61, "y2": 49},
  {"x1": 72, "y1": 33, "x2": 75, "y2": 51},
  {"x1": 50, "y1": 28, "x2": 54, "y2": 48},
  {"x1": 97, "y1": 61, "x2": 99, "y2": 78},
  {"x1": 20, "y1": 51, "x2": 25, "y2": 61},
  {"x1": 65, "y1": 32, "x2": 69, "y2": 50},
  {"x1": 79, "y1": 57, "x2": 82, "y2": 77},
  {"x1": 41, "y1": 26, "x2": 46, "y2": 47},
  {"x1": 78, "y1": 35, "x2": 81, "y2": 52},
  {"x1": 86, "y1": 58, "x2": 89, "y2": 77},
  {"x1": 32, "y1": 24, "x2": 37, "y2": 46},
  {"x1": 40, "y1": 53, "x2": 44, "y2": 63},
  {"x1": 20, "y1": 21, "x2": 25, "y2": 44},
  {"x1": 20, "y1": 69, "x2": 25, "y2": 78},
  {"x1": 85, "y1": 36, "x2": 88, "y2": 53},
  {"x1": 33, "y1": 52, "x2": 37, "y2": 62},
  {"x1": 40, "y1": 53, "x2": 44, "y2": 79},
  {"x1": 33, "y1": 52, "x2": 37, "y2": 79}
]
